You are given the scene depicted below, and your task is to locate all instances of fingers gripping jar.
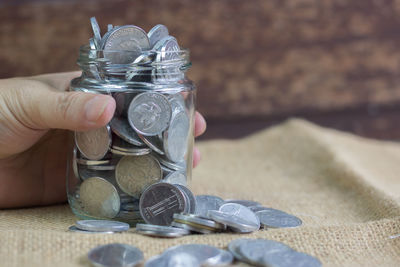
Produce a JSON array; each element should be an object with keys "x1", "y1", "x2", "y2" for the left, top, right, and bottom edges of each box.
[{"x1": 67, "y1": 41, "x2": 195, "y2": 225}]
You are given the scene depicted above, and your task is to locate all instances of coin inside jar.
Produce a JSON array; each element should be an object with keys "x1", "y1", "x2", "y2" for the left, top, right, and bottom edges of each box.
[
  {"x1": 79, "y1": 177, "x2": 120, "y2": 219},
  {"x1": 115, "y1": 155, "x2": 162, "y2": 198},
  {"x1": 75, "y1": 125, "x2": 111, "y2": 160}
]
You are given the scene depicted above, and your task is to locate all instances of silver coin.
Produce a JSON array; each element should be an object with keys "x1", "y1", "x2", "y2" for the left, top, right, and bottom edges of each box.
[
  {"x1": 75, "y1": 220, "x2": 129, "y2": 232},
  {"x1": 86, "y1": 164, "x2": 116, "y2": 171},
  {"x1": 153, "y1": 36, "x2": 180, "y2": 61},
  {"x1": 103, "y1": 25, "x2": 150, "y2": 64},
  {"x1": 161, "y1": 164, "x2": 175, "y2": 176},
  {"x1": 204, "y1": 249, "x2": 234, "y2": 266},
  {"x1": 157, "y1": 155, "x2": 186, "y2": 171},
  {"x1": 90, "y1": 17, "x2": 101, "y2": 48},
  {"x1": 175, "y1": 184, "x2": 196, "y2": 214},
  {"x1": 76, "y1": 158, "x2": 110, "y2": 166},
  {"x1": 164, "y1": 171, "x2": 187, "y2": 186},
  {"x1": 75, "y1": 125, "x2": 111, "y2": 160},
  {"x1": 167, "y1": 93, "x2": 186, "y2": 116},
  {"x1": 79, "y1": 177, "x2": 120, "y2": 219},
  {"x1": 249, "y1": 206, "x2": 278, "y2": 213},
  {"x1": 107, "y1": 24, "x2": 113, "y2": 32},
  {"x1": 136, "y1": 223, "x2": 190, "y2": 237},
  {"x1": 126, "y1": 51, "x2": 156, "y2": 80},
  {"x1": 171, "y1": 221, "x2": 213, "y2": 234},
  {"x1": 227, "y1": 239, "x2": 254, "y2": 261},
  {"x1": 68, "y1": 225, "x2": 114, "y2": 234},
  {"x1": 115, "y1": 155, "x2": 162, "y2": 198},
  {"x1": 88, "y1": 243, "x2": 144, "y2": 267},
  {"x1": 237, "y1": 239, "x2": 293, "y2": 266},
  {"x1": 163, "y1": 244, "x2": 222, "y2": 265},
  {"x1": 145, "y1": 253, "x2": 200, "y2": 267},
  {"x1": 139, "y1": 183, "x2": 188, "y2": 226},
  {"x1": 121, "y1": 202, "x2": 139, "y2": 212},
  {"x1": 128, "y1": 92, "x2": 172, "y2": 136},
  {"x1": 72, "y1": 146, "x2": 79, "y2": 179},
  {"x1": 138, "y1": 134, "x2": 165, "y2": 155},
  {"x1": 257, "y1": 209, "x2": 302, "y2": 228},
  {"x1": 110, "y1": 116, "x2": 144, "y2": 146},
  {"x1": 261, "y1": 250, "x2": 322, "y2": 267},
  {"x1": 225, "y1": 199, "x2": 262, "y2": 207},
  {"x1": 110, "y1": 147, "x2": 151, "y2": 156},
  {"x1": 207, "y1": 210, "x2": 259, "y2": 233},
  {"x1": 112, "y1": 136, "x2": 149, "y2": 153},
  {"x1": 163, "y1": 111, "x2": 190, "y2": 162},
  {"x1": 219, "y1": 203, "x2": 260, "y2": 228},
  {"x1": 173, "y1": 213, "x2": 225, "y2": 231},
  {"x1": 89, "y1": 38, "x2": 97, "y2": 50},
  {"x1": 195, "y1": 195, "x2": 225, "y2": 218},
  {"x1": 148, "y1": 24, "x2": 169, "y2": 48}
]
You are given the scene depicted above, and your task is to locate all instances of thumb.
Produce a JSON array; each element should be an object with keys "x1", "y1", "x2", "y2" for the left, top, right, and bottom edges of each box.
[{"x1": 6, "y1": 78, "x2": 115, "y2": 131}]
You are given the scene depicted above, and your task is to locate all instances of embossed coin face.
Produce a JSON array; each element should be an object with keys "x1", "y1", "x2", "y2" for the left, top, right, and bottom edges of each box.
[
  {"x1": 153, "y1": 36, "x2": 180, "y2": 61},
  {"x1": 75, "y1": 126, "x2": 111, "y2": 160},
  {"x1": 139, "y1": 183, "x2": 188, "y2": 226},
  {"x1": 128, "y1": 92, "x2": 172, "y2": 136},
  {"x1": 79, "y1": 177, "x2": 120, "y2": 219},
  {"x1": 163, "y1": 111, "x2": 190, "y2": 162},
  {"x1": 88, "y1": 243, "x2": 144, "y2": 267},
  {"x1": 148, "y1": 24, "x2": 169, "y2": 48},
  {"x1": 219, "y1": 203, "x2": 260, "y2": 227},
  {"x1": 103, "y1": 25, "x2": 150, "y2": 64},
  {"x1": 115, "y1": 155, "x2": 162, "y2": 198}
]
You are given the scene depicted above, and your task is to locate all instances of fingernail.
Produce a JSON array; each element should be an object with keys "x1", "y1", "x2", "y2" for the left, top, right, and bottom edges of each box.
[{"x1": 84, "y1": 95, "x2": 112, "y2": 122}]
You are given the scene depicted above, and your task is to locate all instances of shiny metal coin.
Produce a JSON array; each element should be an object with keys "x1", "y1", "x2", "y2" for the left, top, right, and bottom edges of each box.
[
  {"x1": 153, "y1": 36, "x2": 180, "y2": 61},
  {"x1": 86, "y1": 164, "x2": 116, "y2": 171},
  {"x1": 110, "y1": 147, "x2": 151, "y2": 156},
  {"x1": 115, "y1": 155, "x2": 162, "y2": 198},
  {"x1": 126, "y1": 51, "x2": 156, "y2": 81},
  {"x1": 128, "y1": 92, "x2": 172, "y2": 136},
  {"x1": 257, "y1": 209, "x2": 302, "y2": 228},
  {"x1": 205, "y1": 249, "x2": 234, "y2": 266},
  {"x1": 76, "y1": 158, "x2": 110, "y2": 166},
  {"x1": 107, "y1": 24, "x2": 113, "y2": 32},
  {"x1": 72, "y1": 146, "x2": 79, "y2": 179},
  {"x1": 220, "y1": 203, "x2": 260, "y2": 227},
  {"x1": 145, "y1": 253, "x2": 200, "y2": 267},
  {"x1": 157, "y1": 155, "x2": 186, "y2": 171},
  {"x1": 148, "y1": 24, "x2": 169, "y2": 48},
  {"x1": 249, "y1": 206, "x2": 279, "y2": 213},
  {"x1": 163, "y1": 244, "x2": 222, "y2": 265},
  {"x1": 112, "y1": 137, "x2": 150, "y2": 153},
  {"x1": 164, "y1": 171, "x2": 187, "y2": 186},
  {"x1": 79, "y1": 177, "x2": 120, "y2": 219},
  {"x1": 110, "y1": 116, "x2": 144, "y2": 146},
  {"x1": 195, "y1": 195, "x2": 225, "y2": 218},
  {"x1": 138, "y1": 134, "x2": 165, "y2": 155},
  {"x1": 237, "y1": 239, "x2": 293, "y2": 266},
  {"x1": 75, "y1": 220, "x2": 129, "y2": 232},
  {"x1": 167, "y1": 93, "x2": 186, "y2": 115},
  {"x1": 136, "y1": 223, "x2": 190, "y2": 237},
  {"x1": 225, "y1": 199, "x2": 262, "y2": 207},
  {"x1": 103, "y1": 25, "x2": 150, "y2": 64},
  {"x1": 75, "y1": 125, "x2": 111, "y2": 160},
  {"x1": 171, "y1": 221, "x2": 213, "y2": 234},
  {"x1": 261, "y1": 250, "x2": 322, "y2": 267},
  {"x1": 90, "y1": 17, "x2": 101, "y2": 48},
  {"x1": 161, "y1": 164, "x2": 175, "y2": 176},
  {"x1": 173, "y1": 213, "x2": 225, "y2": 231},
  {"x1": 227, "y1": 238, "x2": 254, "y2": 261},
  {"x1": 140, "y1": 183, "x2": 188, "y2": 226},
  {"x1": 207, "y1": 210, "x2": 259, "y2": 233},
  {"x1": 163, "y1": 111, "x2": 190, "y2": 162},
  {"x1": 175, "y1": 184, "x2": 196, "y2": 214},
  {"x1": 88, "y1": 243, "x2": 144, "y2": 267},
  {"x1": 68, "y1": 225, "x2": 114, "y2": 234}
]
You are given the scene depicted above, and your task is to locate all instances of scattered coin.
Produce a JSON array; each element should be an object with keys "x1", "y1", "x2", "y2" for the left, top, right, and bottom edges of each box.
[
  {"x1": 75, "y1": 126, "x2": 111, "y2": 160},
  {"x1": 88, "y1": 243, "x2": 144, "y2": 267},
  {"x1": 128, "y1": 92, "x2": 172, "y2": 136},
  {"x1": 195, "y1": 195, "x2": 225, "y2": 218},
  {"x1": 219, "y1": 203, "x2": 260, "y2": 227},
  {"x1": 68, "y1": 225, "x2": 114, "y2": 234},
  {"x1": 139, "y1": 183, "x2": 188, "y2": 225},
  {"x1": 115, "y1": 155, "x2": 162, "y2": 198},
  {"x1": 173, "y1": 213, "x2": 226, "y2": 232},
  {"x1": 257, "y1": 209, "x2": 302, "y2": 228},
  {"x1": 79, "y1": 177, "x2": 120, "y2": 219},
  {"x1": 75, "y1": 220, "x2": 129, "y2": 232},
  {"x1": 136, "y1": 223, "x2": 190, "y2": 238},
  {"x1": 225, "y1": 199, "x2": 262, "y2": 207},
  {"x1": 171, "y1": 221, "x2": 214, "y2": 234},
  {"x1": 207, "y1": 210, "x2": 259, "y2": 233}
]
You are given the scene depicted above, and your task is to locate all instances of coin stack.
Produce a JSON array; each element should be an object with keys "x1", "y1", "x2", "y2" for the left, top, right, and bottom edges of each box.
[{"x1": 70, "y1": 17, "x2": 193, "y2": 223}]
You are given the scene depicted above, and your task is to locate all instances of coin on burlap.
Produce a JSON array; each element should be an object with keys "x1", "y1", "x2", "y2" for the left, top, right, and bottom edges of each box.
[
  {"x1": 115, "y1": 155, "x2": 162, "y2": 198},
  {"x1": 79, "y1": 177, "x2": 120, "y2": 219}
]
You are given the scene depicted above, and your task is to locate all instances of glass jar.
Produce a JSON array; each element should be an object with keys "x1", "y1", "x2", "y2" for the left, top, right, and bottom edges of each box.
[{"x1": 66, "y1": 46, "x2": 195, "y2": 225}]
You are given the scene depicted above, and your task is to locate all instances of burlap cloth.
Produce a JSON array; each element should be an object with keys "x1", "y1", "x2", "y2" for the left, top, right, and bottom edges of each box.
[{"x1": 0, "y1": 119, "x2": 399, "y2": 267}]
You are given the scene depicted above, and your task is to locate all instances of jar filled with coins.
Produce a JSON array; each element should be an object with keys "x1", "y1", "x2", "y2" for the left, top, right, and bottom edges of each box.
[{"x1": 66, "y1": 19, "x2": 195, "y2": 225}]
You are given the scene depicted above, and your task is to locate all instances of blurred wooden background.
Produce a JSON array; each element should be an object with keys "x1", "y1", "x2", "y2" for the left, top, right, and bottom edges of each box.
[{"x1": 1, "y1": 0, "x2": 400, "y2": 140}]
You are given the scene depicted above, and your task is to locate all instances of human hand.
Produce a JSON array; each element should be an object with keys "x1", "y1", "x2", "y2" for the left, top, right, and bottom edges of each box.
[{"x1": 0, "y1": 72, "x2": 206, "y2": 208}]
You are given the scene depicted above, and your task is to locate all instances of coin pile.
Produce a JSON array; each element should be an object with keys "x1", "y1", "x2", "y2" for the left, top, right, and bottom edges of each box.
[
  {"x1": 135, "y1": 195, "x2": 302, "y2": 238},
  {"x1": 71, "y1": 17, "x2": 192, "y2": 223}
]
